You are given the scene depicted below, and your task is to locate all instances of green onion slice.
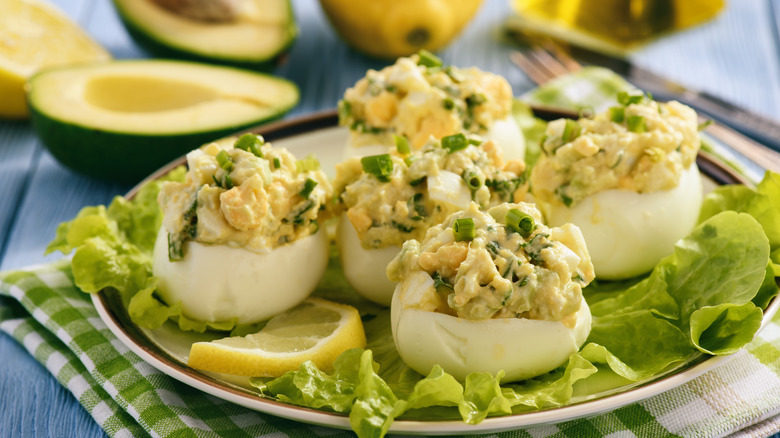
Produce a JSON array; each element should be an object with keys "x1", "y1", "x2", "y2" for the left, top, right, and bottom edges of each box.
[
  {"x1": 273, "y1": 157, "x2": 281, "y2": 169},
  {"x1": 417, "y1": 49, "x2": 442, "y2": 68},
  {"x1": 453, "y1": 218, "x2": 476, "y2": 241},
  {"x1": 442, "y1": 97, "x2": 455, "y2": 110},
  {"x1": 617, "y1": 91, "x2": 644, "y2": 106},
  {"x1": 627, "y1": 115, "x2": 647, "y2": 133},
  {"x1": 234, "y1": 133, "x2": 264, "y2": 157},
  {"x1": 216, "y1": 150, "x2": 234, "y2": 171},
  {"x1": 609, "y1": 106, "x2": 625, "y2": 123},
  {"x1": 394, "y1": 134, "x2": 410, "y2": 155},
  {"x1": 506, "y1": 209, "x2": 535, "y2": 236},
  {"x1": 441, "y1": 133, "x2": 468, "y2": 153},
  {"x1": 561, "y1": 119, "x2": 581, "y2": 144},
  {"x1": 299, "y1": 178, "x2": 318, "y2": 198},
  {"x1": 462, "y1": 169, "x2": 483, "y2": 191},
  {"x1": 361, "y1": 154, "x2": 394, "y2": 182},
  {"x1": 296, "y1": 155, "x2": 321, "y2": 172}
]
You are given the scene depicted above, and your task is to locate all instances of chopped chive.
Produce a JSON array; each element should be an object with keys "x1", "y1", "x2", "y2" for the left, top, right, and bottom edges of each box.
[
  {"x1": 407, "y1": 193, "x2": 426, "y2": 220},
  {"x1": 409, "y1": 176, "x2": 425, "y2": 186},
  {"x1": 443, "y1": 97, "x2": 455, "y2": 110},
  {"x1": 441, "y1": 133, "x2": 468, "y2": 153},
  {"x1": 405, "y1": 156, "x2": 418, "y2": 167},
  {"x1": 609, "y1": 106, "x2": 625, "y2": 123},
  {"x1": 627, "y1": 115, "x2": 647, "y2": 133},
  {"x1": 295, "y1": 155, "x2": 321, "y2": 172},
  {"x1": 385, "y1": 84, "x2": 398, "y2": 93},
  {"x1": 617, "y1": 91, "x2": 644, "y2": 105},
  {"x1": 561, "y1": 119, "x2": 581, "y2": 144},
  {"x1": 216, "y1": 150, "x2": 234, "y2": 171},
  {"x1": 338, "y1": 99, "x2": 352, "y2": 121},
  {"x1": 462, "y1": 169, "x2": 483, "y2": 191},
  {"x1": 394, "y1": 134, "x2": 410, "y2": 155},
  {"x1": 611, "y1": 150, "x2": 624, "y2": 169},
  {"x1": 212, "y1": 173, "x2": 233, "y2": 189},
  {"x1": 506, "y1": 209, "x2": 535, "y2": 236},
  {"x1": 234, "y1": 134, "x2": 264, "y2": 157},
  {"x1": 299, "y1": 178, "x2": 318, "y2": 198},
  {"x1": 432, "y1": 272, "x2": 453, "y2": 290},
  {"x1": 465, "y1": 93, "x2": 487, "y2": 107},
  {"x1": 417, "y1": 49, "x2": 442, "y2": 68},
  {"x1": 468, "y1": 138, "x2": 482, "y2": 146},
  {"x1": 453, "y1": 218, "x2": 476, "y2": 241},
  {"x1": 391, "y1": 220, "x2": 414, "y2": 233},
  {"x1": 361, "y1": 154, "x2": 394, "y2": 182},
  {"x1": 486, "y1": 240, "x2": 500, "y2": 256},
  {"x1": 273, "y1": 157, "x2": 281, "y2": 169}
]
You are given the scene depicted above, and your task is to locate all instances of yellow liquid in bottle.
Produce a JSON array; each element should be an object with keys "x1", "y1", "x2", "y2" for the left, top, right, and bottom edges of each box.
[{"x1": 512, "y1": 0, "x2": 725, "y2": 50}]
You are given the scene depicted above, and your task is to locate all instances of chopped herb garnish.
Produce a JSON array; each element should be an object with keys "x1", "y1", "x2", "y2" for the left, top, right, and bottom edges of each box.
[
  {"x1": 453, "y1": 218, "x2": 476, "y2": 241},
  {"x1": 462, "y1": 169, "x2": 483, "y2": 191},
  {"x1": 486, "y1": 177, "x2": 524, "y2": 202},
  {"x1": 617, "y1": 91, "x2": 644, "y2": 105},
  {"x1": 212, "y1": 173, "x2": 233, "y2": 190},
  {"x1": 468, "y1": 138, "x2": 482, "y2": 146},
  {"x1": 417, "y1": 49, "x2": 442, "y2": 68},
  {"x1": 502, "y1": 257, "x2": 515, "y2": 278},
  {"x1": 609, "y1": 106, "x2": 625, "y2": 123},
  {"x1": 611, "y1": 150, "x2": 624, "y2": 169},
  {"x1": 394, "y1": 134, "x2": 410, "y2": 155},
  {"x1": 407, "y1": 193, "x2": 426, "y2": 220},
  {"x1": 338, "y1": 99, "x2": 351, "y2": 122},
  {"x1": 361, "y1": 154, "x2": 394, "y2": 182},
  {"x1": 234, "y1": 133, "x2": 264, "y2": 158},
  {"x1": 443, "y1": 97, "x2": 455, "y2": 110},
  {"x1": 698, "y1": 119, "x2": 713, "y2": 131},
  {"x1": 561, "y1": 119, "x2": 581, "y2": 144},
  {"x1": 299, "y1": 178, "x2": 318, "y2": 198},
  {"x1": 350, "y1": 120, "x2": 385, "y2": 134},
  {"x1": 409, "y1": 176, "x2": 425, "y2": 186},
  {"x1": 432, "y1": 271, "x2": 453, "y2": 290},
  {"x1": 391, "y1": 220, "x2": 414, "y2": 233},
  {"x1": 627, "y1": 115, "x2": 646, "y2": 133},
  {"x1": 518, "y1": 276, "x2": 529, "y2": 287},
  {"x1": 288, "y1": 200, "x2": 314, "y2": 225},
  {"x1": 486, "y1": 240, "x2": 500, "y2": 257},
  {"x1": 296, "y1": 155, "x2": 321, "y2": 172},
  {"x1": 441, "y1": 133, "x2": 468, "y2": 153},
  {"x1": 216, "y1": 150, "x2": 234, "y2": 171},
  {"x1": 385, "y1": 84, "x2": 398, "y2": 93},
  {"x1": 465, "y1": 93, "x2": 487, "y2": 107},
  {"x1": 405, "y1": 156, "x2": 418, "y2": 167},
  {"x1": 506, "y1": 208, "x2": 535, "y2": 237},
  {"x1": 273, "y1": 157, "x2": 281, "y2": 169},
  {"x1": 168, "y1": 197, "x2": 198, "y2": 261}
]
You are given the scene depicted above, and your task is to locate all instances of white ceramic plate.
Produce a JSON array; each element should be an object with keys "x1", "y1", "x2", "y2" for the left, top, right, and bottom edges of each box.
[{"x1": 93, "y1": 110, "x2": 778, "y2": 435}]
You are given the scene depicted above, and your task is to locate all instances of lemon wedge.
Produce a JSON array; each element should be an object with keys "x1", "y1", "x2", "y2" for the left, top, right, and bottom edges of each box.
[
  {"x1": 188, "y1": 298, "x2": 366, "y2": 377},
  {"x1": 0, "y1": 0, "x2": 110, "y2": 118}
]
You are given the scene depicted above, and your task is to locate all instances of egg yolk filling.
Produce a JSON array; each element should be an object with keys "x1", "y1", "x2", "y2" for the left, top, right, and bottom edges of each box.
[
  {"x1": 387, "y1": 202, "x2": 594, "y2": 322},
  {"x1": 530, "y1": 95, "x2": 701, "y2": 207},
  {"x1": 333, "y1": 134, "x2": 526, "y2": 249},
  {"x1": 158, "y1": 134, "x2": 332, "y2": 259},
  {"x1": 338, "y1": 52, "x2": 514, "y2": 149}
]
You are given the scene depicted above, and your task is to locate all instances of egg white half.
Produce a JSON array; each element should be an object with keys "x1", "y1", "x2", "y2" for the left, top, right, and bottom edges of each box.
[
  {"x1": 336, "y1": 214, "x2": 401, "y2": 306},
  {"x1": 152, "y1": 226, "x2": 329, "y2": 324},
  {"x1": 542, "y1": 164, "x2": 703, "y2": 280},
  {"x1": 390, "y1": 271, "x2": 591, "y2": 382}
]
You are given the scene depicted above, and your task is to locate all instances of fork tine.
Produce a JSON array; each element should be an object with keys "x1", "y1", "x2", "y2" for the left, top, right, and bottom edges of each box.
[
  {"x1": 526, "y1": 46, "x2": 571, "y2": 78},
  {"x1": 510, "y1": 51, "x2": 557, "y2": 85},
  {"x1": 541, "y1": 40, "x2": 583, "y2": 73}
]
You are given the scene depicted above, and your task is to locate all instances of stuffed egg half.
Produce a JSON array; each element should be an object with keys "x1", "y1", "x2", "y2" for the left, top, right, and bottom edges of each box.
[
  {"x1": 338, "y1": 52, "x2": 525, "y2": 161},
  {"x1": 333, "y1": 133, "x2": 527, "y2": 306},
  {"x1": 386, "y1": 202, "x2": 594, "y2": 382},
  {"x1": 530, "y1": 97, "x2": 703, "y2": 280},
  {"x1": 153, "y1": 135, "x2": 332, "y2": 325}
]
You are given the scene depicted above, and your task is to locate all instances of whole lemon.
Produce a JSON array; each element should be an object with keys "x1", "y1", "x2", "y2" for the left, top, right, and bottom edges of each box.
[{"x1": 319, "y1": 0, "x2": 483, "y2": 59}]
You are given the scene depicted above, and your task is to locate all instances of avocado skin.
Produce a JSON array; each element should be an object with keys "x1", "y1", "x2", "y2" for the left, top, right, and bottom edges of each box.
[
  {"x1": 30, "y1": 106, "x2": 289, "y2": 184},
  {"x1": 112, "y1": 0, "x2": 298, "y2": 71}
]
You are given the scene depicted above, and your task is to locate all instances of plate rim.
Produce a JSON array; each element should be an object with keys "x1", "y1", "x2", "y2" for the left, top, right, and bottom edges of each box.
[{"x1": 95, "y1": 110, "x2": 776, "y2": 434}]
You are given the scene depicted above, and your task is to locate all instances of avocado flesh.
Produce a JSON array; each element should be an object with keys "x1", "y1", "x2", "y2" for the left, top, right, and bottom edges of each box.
[
  {"x1": 112, "y1": 0, "x2": 296, "y2": 69},
  {"x1": 28, "y1": 60, "x2": 299, "y2": 183}
]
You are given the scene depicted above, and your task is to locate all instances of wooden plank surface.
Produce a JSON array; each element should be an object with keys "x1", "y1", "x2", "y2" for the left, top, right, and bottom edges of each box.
[{"x1": 1, "y1": 0, "x2": 779, "y2": 437}]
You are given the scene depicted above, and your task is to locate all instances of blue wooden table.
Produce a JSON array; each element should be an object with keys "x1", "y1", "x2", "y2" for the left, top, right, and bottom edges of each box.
[{"x1": 1, "y1": 0, "x2": 779, "y2": 436}]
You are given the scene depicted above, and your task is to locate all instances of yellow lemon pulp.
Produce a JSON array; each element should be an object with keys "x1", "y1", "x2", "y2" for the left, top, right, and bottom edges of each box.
[
  {"x1": 187, "y1": 298, "x2": 366, "y2": 377},
  {"x1": 0, "y1": 0, "x2": 110, "y2": 118}
]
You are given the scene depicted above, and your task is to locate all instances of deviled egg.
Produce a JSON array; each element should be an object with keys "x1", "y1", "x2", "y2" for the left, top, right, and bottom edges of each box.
[
  {"x1": 386, "y1": 202, "x2": 594, "y2": 382},
  {"x1": 153, "y1": 134, "x2": 332, "y2": 326},
  {"x1": 530, "y1": 95, "x2": 703, "y2": 280},
  {"x1": 333, "y1": 133, "x2": 527, "y2": 306},
  {"x1": 338, "y1": 51, "x2": 525, "y2": 161}
]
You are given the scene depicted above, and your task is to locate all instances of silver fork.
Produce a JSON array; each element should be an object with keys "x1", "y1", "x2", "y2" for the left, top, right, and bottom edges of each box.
[{"x1": 510, "y1": 42, "x2": 780, "y2": 173}]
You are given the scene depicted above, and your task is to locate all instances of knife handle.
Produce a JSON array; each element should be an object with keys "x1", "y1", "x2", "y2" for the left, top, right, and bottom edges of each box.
[{"x1": 678, "y1": 90, "x2": 780, "y2": 153}]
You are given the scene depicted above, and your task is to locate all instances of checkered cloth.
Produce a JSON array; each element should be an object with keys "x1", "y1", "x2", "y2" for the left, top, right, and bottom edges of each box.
[{"x1": 2, "y1": 68, "x2": 779, "y2": 438}]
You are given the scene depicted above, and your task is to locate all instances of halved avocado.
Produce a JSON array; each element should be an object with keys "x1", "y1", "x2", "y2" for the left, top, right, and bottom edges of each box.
[
  {"x1": 112, "y1": 0, "x2": 297, "y2": 69},
  {"x1": 27, "y1": 60, "x2": 299, "y2": 183}
]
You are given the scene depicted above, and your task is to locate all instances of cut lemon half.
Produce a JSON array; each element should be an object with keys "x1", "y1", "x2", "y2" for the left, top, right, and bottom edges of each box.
[
  {"x1": 0, "y1": 0, "x2": 110, "y2": 118},
  {"x1": 188, "y1": 298, "x2": 366, "y2": 377}
]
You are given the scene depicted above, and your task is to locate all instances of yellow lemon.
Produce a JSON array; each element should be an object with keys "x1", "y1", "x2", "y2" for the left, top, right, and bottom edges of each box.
[
  {"x1": 187, "y1": 297, "x2": 366, "y2": 377},
  {"x1": 0, "y1": 0, "x2": 110, "y2": 119},
  {"x1": 319, "y1": 0, "x2": 484, "y2": 59}
]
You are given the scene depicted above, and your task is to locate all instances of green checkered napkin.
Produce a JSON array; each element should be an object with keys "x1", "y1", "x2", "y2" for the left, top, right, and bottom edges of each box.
[{"x1": 2, "y1": 68, "x2": 780, "y2": 438}]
